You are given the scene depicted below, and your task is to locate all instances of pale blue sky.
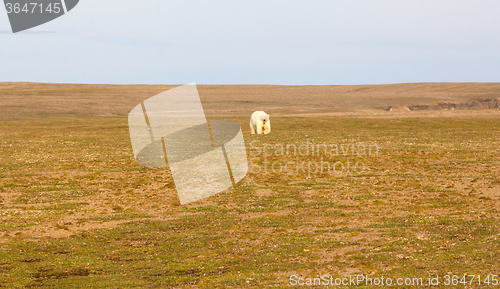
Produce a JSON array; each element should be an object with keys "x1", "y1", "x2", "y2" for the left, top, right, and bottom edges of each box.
[{"x1": 1, "y1": 0, "x2": 499, "y2": 85}]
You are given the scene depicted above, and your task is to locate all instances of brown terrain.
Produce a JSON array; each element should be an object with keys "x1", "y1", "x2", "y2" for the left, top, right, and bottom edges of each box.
[
  {"x1": 0, "y1": 82, "x2": 499, "y2": 287},
  {"x1": 1, "y1": 82, "x2": 500, "y2": 120}
]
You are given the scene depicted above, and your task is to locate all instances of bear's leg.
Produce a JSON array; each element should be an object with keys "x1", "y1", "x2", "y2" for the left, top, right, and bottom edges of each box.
[
  {"x1": 262, "y1": 123, "x2": 271, "y2": 134},
  {"x1": 250, "y1": 123, "x2": 256, "y2": 134},
  {"x1": 257, "y1": 126, "x2": 262, "y2": 134}
]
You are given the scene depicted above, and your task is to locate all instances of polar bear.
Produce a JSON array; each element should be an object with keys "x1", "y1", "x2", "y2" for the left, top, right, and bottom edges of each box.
[{"x1": 250, "y1": 111, "x2": 271, "y2": 135}]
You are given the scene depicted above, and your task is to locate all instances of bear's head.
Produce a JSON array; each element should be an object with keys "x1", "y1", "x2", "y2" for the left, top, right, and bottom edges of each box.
[{"x1": 260, "y1": 112, "x2": 269, "y2": 124}]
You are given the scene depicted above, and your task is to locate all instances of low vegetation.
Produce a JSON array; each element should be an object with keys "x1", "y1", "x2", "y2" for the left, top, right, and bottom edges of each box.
[{"x1": 0, "y1": 117, "x2": 499, "y2": 288}]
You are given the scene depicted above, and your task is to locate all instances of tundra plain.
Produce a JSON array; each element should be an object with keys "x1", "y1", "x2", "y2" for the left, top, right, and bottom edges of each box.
[{"x1": 0, "y1": 83, "x2": 499, "y2": 288}]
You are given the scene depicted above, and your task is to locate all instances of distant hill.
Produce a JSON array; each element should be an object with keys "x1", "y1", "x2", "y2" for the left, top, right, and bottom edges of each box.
[{"x1": 1, "y1": 82, "x2": 500, "y2": 120}]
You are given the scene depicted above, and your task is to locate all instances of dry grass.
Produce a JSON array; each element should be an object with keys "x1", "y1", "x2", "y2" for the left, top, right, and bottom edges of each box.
[
  {"x1": 0, "y1": 83, "x2": 499, "y2": 287},
  {"x1": 0, "y1": 115, "x2": 499, "y2": 288},
  {"x1": 2, "y1": 82, "x2": 500, "y2": 120}
]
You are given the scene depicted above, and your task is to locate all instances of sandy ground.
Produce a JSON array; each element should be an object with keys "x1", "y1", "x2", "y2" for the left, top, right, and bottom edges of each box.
[
  {"x1": 0, "y1": 83, "x2": 499, "y2": 287},
  {"x1": 1, "y1": 82, "x2": 500, "y2": 120},
  {"x1": 0, "y1": 81, "x2": 499, "y2": 241}
]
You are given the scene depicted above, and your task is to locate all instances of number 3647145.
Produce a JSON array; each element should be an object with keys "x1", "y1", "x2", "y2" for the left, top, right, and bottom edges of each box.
[{"x1": 5, "y1": 3, "x2": 62, "y2": 14}]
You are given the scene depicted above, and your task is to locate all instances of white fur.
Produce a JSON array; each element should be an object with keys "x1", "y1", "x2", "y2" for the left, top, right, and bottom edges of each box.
[{"x1": 250, "y1": 111, "x2": 271, "y2": 135}]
